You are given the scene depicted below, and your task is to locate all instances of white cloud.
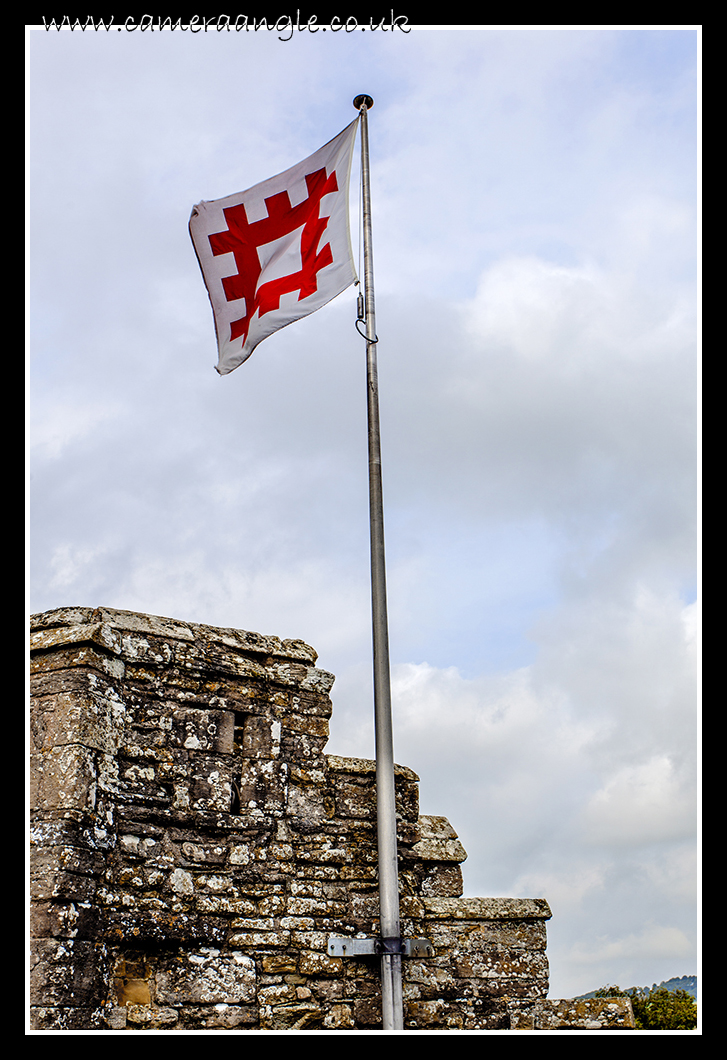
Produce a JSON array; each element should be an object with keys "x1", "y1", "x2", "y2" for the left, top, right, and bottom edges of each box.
[
  {"x1": 47, "y1": 542, "x2": 110, "y2": 592},
  {"x1": 531, "y1": 588, "x2": 698, "y2": 769},
  {"x1": 29, "y1": 397, "x2": 125, "y2": 461},
  {"x1": 579, "y1": 755, "x2": 696, "y2": 846},
  {"x1": 569, "y1": 923, "x2": 693, "y2": 966},
  {"x1": 464, "y1": 256, "x2": 605, "y2": 364},
  {"x1": 512, "y1": 865, "x2": 607, "y2": 911}
]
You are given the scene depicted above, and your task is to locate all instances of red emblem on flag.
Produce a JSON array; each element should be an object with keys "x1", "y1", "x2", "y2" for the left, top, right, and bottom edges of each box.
[{"x1": 208, "y1": 167, "x2": 339, "y2": 349}]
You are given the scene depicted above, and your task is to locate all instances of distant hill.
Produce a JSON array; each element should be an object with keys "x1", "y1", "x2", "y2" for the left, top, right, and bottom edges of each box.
[{"x1": 578, "y1": 976, "x2": 697, "y2": 1001}]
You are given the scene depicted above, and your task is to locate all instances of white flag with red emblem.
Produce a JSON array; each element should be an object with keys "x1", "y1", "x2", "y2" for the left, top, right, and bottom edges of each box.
[{"x1": 190, "y1": 118, "x2": 359, "y2": 376}]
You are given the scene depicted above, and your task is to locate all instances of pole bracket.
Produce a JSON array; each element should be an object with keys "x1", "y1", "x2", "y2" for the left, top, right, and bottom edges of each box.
[{"x1": 328, "y1": 936, "x2": 434, "y2": 958}]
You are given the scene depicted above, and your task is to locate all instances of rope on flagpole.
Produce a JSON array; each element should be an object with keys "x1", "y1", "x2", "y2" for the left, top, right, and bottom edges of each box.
[{"x1": 355, "y1": 113, "x2": 377, "y2": 344}]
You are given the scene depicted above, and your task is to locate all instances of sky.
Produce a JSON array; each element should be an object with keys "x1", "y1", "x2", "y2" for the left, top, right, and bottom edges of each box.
[{"x1": 28, "y1": 24, "x2": 699, "y2": 1002}]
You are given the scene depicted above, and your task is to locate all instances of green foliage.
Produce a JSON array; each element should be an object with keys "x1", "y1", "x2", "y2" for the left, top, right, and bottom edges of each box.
[
  {"x1": 592, "y1": 984, "x2": 629, "y2": 997},
  {"x1": 592, "y1": 985, "x2": 697, "y2": 1030},
  {"x1": 631, "y1": 987, "x2": 697, "y2": 1030}
]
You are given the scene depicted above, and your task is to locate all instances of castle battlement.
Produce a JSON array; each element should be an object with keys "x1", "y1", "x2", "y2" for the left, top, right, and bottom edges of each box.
[{"x1": 30, "y1": 607, "x2": 633, "y2": 1031}]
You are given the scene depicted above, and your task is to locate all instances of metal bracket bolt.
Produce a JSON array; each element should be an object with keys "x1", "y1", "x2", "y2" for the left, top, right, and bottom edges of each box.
[{"x1": 328, "y1": 937, "x2": 435, "y2": 958}]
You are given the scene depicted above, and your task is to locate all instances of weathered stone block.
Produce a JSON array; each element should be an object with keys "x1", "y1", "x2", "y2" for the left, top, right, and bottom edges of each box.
[
  {"x1": 421, "y1": 864, "x2": 464, "y2": 897},
  {"x1": 31, "y1": 900, "x2": 100, "y2": 940},
  {"x1": 31, "y1": 846, "x2": 102, "y2": 901},
  {"x1": 404, "y1": 999, "x2": 465, "y2": 1029},
  {"x1": 125, "y1": 1003, "x2": 179, "y2": 1026},
  {"x1": 180, "y1": 840, "x2": 228, "y2": 864},
  {"x1": 114, "y1": 976, "x2": 151, "y2": 1005},
  {"x1": 322, "y1": 1002, "x2": 355, "y2": 1028},
  {"x1": 31, "y1": 643, "x2": 125, "y2": 679},
  {"x1": 31, "y1": 688, "x2": 127, "y2": 755},
  {"x1": 298, "y1": 949, "x2": 343, "y2": 977},
  {"x1": 196, "y1": 1004, "x2": 258, "y2": 1027},
  {"x1": 30, "y1": 1005, "x2": 106, "y2": 1030},
  {"x1": 32, "y1": 607, "x2": 98, "y2": 630},
  {"x1": 242, "y1": 715, "x2": 281, "y2": 758},
  {"x1": 423, "y1": 896, "x2": 552, "y2": 921},
  {"x1": 30, "y1": 939, "x2": 106, "y2": 1007},
  {"x1": 173, "y1": 639, "x2": 267, "y2": 681},
  {"x1": 103, "y1": 910, "x2": 228, "y2": 944},
  {"x1": 451, "y1": 947, "x2": 549, "y2": 982},
  {"x1": 188, "y1": 755, "x2": 234, "y2": 812},
  {"x1": 228, "y1": 929, "x2": 292, "y2": 948},
  {"x1": 235, "y1": 758, "x2": 288, "y2": 813},
  {"x1": 171, "y1": 707, "x2": 234, "y2": 754},
  {"x1": 332, "y1": 774, "x2": 376, "y2": 818},
  {"x1": 259, "y1": 998, "x2": 324, "y2": 1030},
  {"x1": 424, "y1": 917, "x2": 548, "y2": 952},
  {"x1": 291, "y1": 691, "x2": 333, "y2": 717},
  {"x1": 284, "y1": 713, "x2": 330, "y2": 739},
  {"x1": 30, "y1": 623, "x2": 123, "y2": 658},
  {"x1": 412, "y1": 837, "x2": 468, "y2": 862},
  {"x1": 508, "y1": 998, "x2": 636, "y2": 1029},
  {"x1": 267, "y1": 660, "x2": 335, "y2": 695},
  {"x1": 154, "y1": 950, "x2": 256, "y2": 1005},
  {"x1": 30, "y1": 746, "x2": 98, "y2": 812}
]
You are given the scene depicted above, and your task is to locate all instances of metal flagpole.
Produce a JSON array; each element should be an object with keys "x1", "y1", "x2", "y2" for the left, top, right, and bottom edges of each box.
[{"x1": 353, "y1": 93, "x2": 404, "y2": 1032}]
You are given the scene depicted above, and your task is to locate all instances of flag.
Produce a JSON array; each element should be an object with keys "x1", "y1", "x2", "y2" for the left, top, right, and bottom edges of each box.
[{"x1": 190, "y1": 118, "x2": 359, "y2": 375}]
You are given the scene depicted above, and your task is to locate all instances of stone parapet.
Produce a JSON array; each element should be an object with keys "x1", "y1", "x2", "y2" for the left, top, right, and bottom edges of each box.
[
  {"x1": 29, "y1": 607, "x2": 629, "y2": 1031},
  {"x1": 508, "y1": 998, "x2": 636, "y2": 1030}
]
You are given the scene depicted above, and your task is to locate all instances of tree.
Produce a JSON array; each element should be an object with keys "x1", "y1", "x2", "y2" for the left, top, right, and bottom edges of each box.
[
  {"x1": 631, "y1": 987, "x2": 697, "y2": 1030},
  {"x1": 592, "y1": 985, "x2": 697, "y2": 1030}
]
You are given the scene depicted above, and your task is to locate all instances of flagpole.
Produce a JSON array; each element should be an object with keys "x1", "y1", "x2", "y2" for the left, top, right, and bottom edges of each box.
[{"x1": 354, "y1": 94, "x2": 404, "y2": 1032}]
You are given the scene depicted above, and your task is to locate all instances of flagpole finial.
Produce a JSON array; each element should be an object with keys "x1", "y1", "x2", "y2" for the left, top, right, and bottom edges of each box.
[{"x1": 353, "y1": 94, "x2": 374, "y2": 111}]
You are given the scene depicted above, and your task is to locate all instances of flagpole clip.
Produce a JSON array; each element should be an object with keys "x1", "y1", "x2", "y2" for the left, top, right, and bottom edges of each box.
[
  {"x1": 355, "y1": 291, "x2": 378, "y2": 343},
  {"x1": 355, "y1": 317, "x2": 378, "y2": 343}
]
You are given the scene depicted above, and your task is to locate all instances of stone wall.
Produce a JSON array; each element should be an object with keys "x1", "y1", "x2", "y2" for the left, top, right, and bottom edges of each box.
[{"x1": 30, "y1": 607, "x2": 633, "y2": 1031}]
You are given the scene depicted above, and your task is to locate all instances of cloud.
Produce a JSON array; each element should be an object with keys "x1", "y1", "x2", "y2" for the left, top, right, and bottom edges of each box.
[
  {"x1": 578, "y1": 755, "x2": 696, "y2": 846},
  {"x1": 569, "y1": 923, "x2": 693, "y2": 966},
  {"x1": 29, "y1": 396, "x2": 125, "y2": 462},
  {"x1": 465, "y1": 256, "x2": 606, "y2": 364},
  {"x1": 531, "y1": 591, "x2": 698, "y2": 768}
]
